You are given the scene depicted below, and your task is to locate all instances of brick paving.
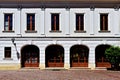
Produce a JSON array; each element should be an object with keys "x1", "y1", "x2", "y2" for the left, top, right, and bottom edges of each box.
[{"x1": 0, "y1": 69, "x2": 120, "y2": 80}]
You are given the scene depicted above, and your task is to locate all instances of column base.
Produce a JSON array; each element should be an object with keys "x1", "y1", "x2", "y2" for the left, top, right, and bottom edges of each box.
[
  {"x1": 64, "y1": 63, "x2": 70, "y2": 69},
  {"x1": 40, "y1": 64, "x2": 45, "y2": 69},
  {"x1": 89, "y1": 63, "x2": 95, "y2": 70}
]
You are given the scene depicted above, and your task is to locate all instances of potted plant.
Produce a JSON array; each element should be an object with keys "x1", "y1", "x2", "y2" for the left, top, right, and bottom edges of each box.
[{"x1": 105, "y1": 46, "x2": 120, "y2": 70}]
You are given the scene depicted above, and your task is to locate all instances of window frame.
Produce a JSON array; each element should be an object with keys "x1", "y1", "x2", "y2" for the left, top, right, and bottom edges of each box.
[
  {"x1": 99, "y1": 13, "x2": 110, "y2": 33},
  {"x1": 3, "y1": 13, "x2": 14, "y2": 32},
  {"x1": 26, "y1": 13, "x2": 36, "y2": 33},
  {"x1": 76, "y1": 13, "x2": 84, "y2": 31},
  {"x1": 50, "y1": 13, "x2": 61, "y2": 32},
  {"x1": 4, "y1": 47, "x2": 12, "y2": 59},
  {"x1": 74, "y1": 13, "x2": 86, "y2": 33}
]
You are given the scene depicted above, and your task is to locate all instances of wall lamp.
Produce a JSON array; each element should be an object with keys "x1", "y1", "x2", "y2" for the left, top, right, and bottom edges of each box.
[
  {"x1": 11, "y1": 38, "x2": 16, "y2": 46},
  {"x1": 90, "y1": 6, "x2": 95, "y2": 11},
  {"x1": 114, "y1": 6, "x2": 119, "y2": 11},
  {"x1": 11, "y1": 38, "x2": 20, "y2": 59}
]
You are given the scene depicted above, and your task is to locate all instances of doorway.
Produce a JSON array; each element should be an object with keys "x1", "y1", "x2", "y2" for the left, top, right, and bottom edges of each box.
[
  {"x1": 21, "y1": 45, "x2": 39, "y2": 67},
  {"x1": 45, "y1": 45, "x2": 64, "y2": 67}
]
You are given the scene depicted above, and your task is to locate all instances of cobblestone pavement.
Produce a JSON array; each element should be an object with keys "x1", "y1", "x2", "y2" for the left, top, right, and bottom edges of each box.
[{"x1": 0, "y1": 69, "x2": 120, "y2": 80}]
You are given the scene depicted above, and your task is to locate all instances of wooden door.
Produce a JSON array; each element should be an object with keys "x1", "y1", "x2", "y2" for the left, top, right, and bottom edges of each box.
[
  {"x1": 70, "y1": 45, "x2": 89, "y2": 67},
  {"x1": 46, "y1": 45, "x2": 64, "y2": 67},
  {"x1": 96, "y1": 57, "x2": 111, "y2": 68},
  {"x1": 71, "y1": 53, "x2": 88, "y2": 67},
  {"x1": 22, "y1": 52, "x2": 39, "y2": 67},
  {"x1": 95, "y1": 45, "x2": 111, "y2": 68},
  {"x1": 48, "y1": 56, "x2": 64, "y2": 67}
]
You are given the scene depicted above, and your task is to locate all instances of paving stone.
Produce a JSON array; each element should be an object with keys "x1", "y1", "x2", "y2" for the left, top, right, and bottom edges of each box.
[{"x1": 0, "y1": 70, "x2": 120, "y2": 80}]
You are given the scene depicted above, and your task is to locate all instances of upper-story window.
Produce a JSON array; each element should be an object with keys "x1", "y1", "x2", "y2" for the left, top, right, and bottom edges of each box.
[
  {"x1": 76, "y1": 14, "x2": 84, "y2": 31},
  {"x1": 4, "y1": 47, "x2": 11, "y2": 58},
  {"x1": 4, "y1": 14, "x2": 13, "y2": 31},
  {"x1": 27, "y1": 14, "x2": 35, "y2": 31},
  {"x1": 51, "y1": 14, "x2": 59, "y2": 31},
  {"x1": 100, "y1": 14, "x2": 108, "y2": 31}
]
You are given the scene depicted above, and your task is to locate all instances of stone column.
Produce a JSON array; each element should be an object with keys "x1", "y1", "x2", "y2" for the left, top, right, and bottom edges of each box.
[
  {"x1": 88, "y1": 45, "x2": 96, "y2": 69},
  {"x1": 40, "y1": 46, "x2": 45, "y2": 69},
  {"x1": 64, "y1": 46, "x2": 70, "y2": 69}
]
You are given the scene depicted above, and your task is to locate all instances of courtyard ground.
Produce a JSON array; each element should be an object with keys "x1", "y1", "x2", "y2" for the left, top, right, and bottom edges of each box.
[{"x1": 0, "y1": 69, "x2": 120, "y2": 80}]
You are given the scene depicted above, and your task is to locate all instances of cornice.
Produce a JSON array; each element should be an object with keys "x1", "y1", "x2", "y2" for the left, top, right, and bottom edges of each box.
[
  {"x1": 0, "y1": 37, "x2": 120, "y2": 41},
  {"x1": 0, "y1": 0, "x2": 119, "y2": 8}
]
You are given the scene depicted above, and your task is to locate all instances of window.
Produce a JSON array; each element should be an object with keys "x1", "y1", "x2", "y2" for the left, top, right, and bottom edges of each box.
[
  {"x1": 100, "y1": 14, "x2": 108, "y2": 31},
  {"x1": 27, "y1": 14, "x2": 35, "y2": 31},
  {"x1": 4, "y1": 47, "x2": 11, "y2": 58},
  {"x1": 76, "y1": 14, "x2": 84, "y2": 31},
  {"x1": 4, "y1": 14, "x2": 13, "y2": 31},
  {"x1": 51, "y1": 14, "x2": 59, "y2": 31}
]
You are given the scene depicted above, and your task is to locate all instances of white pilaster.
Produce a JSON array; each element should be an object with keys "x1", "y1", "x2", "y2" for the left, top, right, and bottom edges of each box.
[
  {"x1": 16, "y1": 9, "x2": 21, "y2": 35},
  {"x1": 40, "y1": 9, "x2": 45, "y2": 35},
  {"x1": 114, "y1": 9, "x2": 119, "y2": 35},
  {"x1": 65, "y1": 8, "x2": 70, "y2": 35},
  {"x1": 89, "y1": 8, "x2": 94, "y2": 35}
]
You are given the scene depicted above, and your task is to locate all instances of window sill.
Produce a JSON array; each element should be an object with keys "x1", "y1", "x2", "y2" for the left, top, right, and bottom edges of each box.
[
  {"x1": 99, "y1": 30, "x2": 111, "y2": 33},
  {"x1": 49, "y1": 30, "x2": 62, "y2": 33},
  {"x1": 3, "y1": 58, "x2": 13, "y2": 60},
  {"x1": 74, "y1": 30, "x2": 86, "y2": 33},
  {"x1": 25, "y1": 30, "x2": 37, "y2": 33},
  {"x1": 2, "y1": 31, "x2": 14, "y2": 33}
]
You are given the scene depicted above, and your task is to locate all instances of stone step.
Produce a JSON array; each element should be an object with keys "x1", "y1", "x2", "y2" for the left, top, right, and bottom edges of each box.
[
  {"x1": 70, "y1": 67, "x2": 91, "y2": 70},
  {"x1": 44, "y1": 67, "x2": 66, "y2": 71},
  {"x1": 95, "y1": 67, "x2": 107, "y2": 70}
]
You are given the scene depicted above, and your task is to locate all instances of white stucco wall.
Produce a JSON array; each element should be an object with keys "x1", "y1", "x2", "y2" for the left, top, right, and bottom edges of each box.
[
  {"x1": 0, "y1": 8, "x2": 119, "y2": 37},
  {"x1": 0, "y1": 7, "x2": 120, "y2": 69}
]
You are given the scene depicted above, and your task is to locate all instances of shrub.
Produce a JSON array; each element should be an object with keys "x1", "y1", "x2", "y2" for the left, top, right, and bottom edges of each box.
[{"x1": 105, "y1": 46, "x2": 120, "y2": 70}]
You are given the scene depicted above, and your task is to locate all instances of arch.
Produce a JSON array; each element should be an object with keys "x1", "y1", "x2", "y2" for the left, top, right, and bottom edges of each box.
[
  {"x1": 70, "y1": 44, "x2": 89, "y2": 67},
  {"x1": 21, "y1": 45, "x2": 39, "y2": 67},
  {"x1": 95, "y1": 44, "x2": 111, "y2": 68},
  {"x1": 45, "y1": 44, "x2": 64, "y2": 67}
]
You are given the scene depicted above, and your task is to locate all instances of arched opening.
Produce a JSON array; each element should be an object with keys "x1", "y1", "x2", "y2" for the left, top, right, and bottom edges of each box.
[
  {"x1": 45, "y1": 45, "x2": 64, "y2": 67},
  {"x1": 95, "y1": 44, "x2": 111, "y2": 68},
  {"x1": 21, "y1": 45, "x2": 39, "y2": 67},
  {"x1": 70, "y1": 45, "x2": 89, "y2": 67}
]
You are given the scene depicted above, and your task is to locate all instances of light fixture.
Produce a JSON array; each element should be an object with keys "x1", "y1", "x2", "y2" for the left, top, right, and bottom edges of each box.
[
  {"x1": 90, "y1": 6, "x2": 95, "y2": 11},
  {"x1": 11, "y1": 38, "x2": 19, "y2": 59},
  {"x1": 17, "y1": 5, "x2": 22, "y2": 11},
  {"x1": 11, "y1": 38, "x2": 16, "y2": 45},
  {"x1": 114, "y1": 6, "x2": 119, "y2": 11}
]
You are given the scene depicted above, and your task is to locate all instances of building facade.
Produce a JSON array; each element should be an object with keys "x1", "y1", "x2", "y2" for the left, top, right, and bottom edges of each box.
[{"x1": 0, "y1": 0, "x2": 120, "y2": 70}]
